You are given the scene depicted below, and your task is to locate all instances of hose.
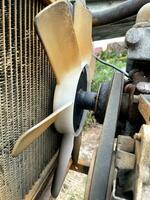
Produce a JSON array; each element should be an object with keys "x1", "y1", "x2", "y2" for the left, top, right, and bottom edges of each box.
[{"x1": 92, "y1": 0, "x2": 150, "y2": 26}]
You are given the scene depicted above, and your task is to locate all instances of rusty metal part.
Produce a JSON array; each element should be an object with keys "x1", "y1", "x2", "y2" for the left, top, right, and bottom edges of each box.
[
  {"x1": 70, "y1": 159, "x2": 89, "y2": 174},
  {"x1": 124, "y1": 82, "x2": 140, "y2": 126},
  {"x1": 138, "y1": 95, "x2": 150, "y2": 124},
  {"x1": 124, "y1": 83, "x2": 136, "y2": 94},
  {"x1": 134, "y1": 124, "x2": 150, "y2": 200},
  {"x1": 132, "y1": 70, "x2": 145, "y2": 82},
  {"x1": 92, "y1": 0, "x2": 150, "y2": 27},
  {"x1": 89, "y1": 72, "x2": 124, "y2": 200},
  {"x1": 123, "y1": 71, "x2": 146, "y2": 128}
]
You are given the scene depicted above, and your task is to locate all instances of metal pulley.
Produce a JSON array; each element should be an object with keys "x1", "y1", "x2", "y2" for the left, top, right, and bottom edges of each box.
[{"x1": 76, "y1": 82, "x2": 111, "y2": 124}]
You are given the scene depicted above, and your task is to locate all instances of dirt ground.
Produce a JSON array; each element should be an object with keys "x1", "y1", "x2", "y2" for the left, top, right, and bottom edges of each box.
[{"x1": 57, "y1": 123, "x2": 101, "y2": 200}]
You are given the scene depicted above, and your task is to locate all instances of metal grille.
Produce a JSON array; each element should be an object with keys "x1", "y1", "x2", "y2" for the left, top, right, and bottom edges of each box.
[{"x1": 0, "y1": 0, "x2": 60, "y2": 199}]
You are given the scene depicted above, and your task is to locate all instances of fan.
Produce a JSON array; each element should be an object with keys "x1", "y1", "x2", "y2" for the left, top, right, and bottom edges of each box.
[{"x1": 12, "y1": 0, "x2": 95, "y2": 197}]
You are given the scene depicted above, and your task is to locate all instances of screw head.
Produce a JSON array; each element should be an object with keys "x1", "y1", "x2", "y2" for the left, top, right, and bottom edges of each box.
[{"x1": 125, "y1": 28, "x2": 142, "y2": 47}]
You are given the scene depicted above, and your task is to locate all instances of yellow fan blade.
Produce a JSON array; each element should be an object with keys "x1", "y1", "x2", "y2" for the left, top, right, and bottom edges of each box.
[
  {"x1": 51, "y1": 134, "x2": 74, "y2": 197},
  {"x1": 35, "y1": 1, "x2": 81, "y2": 84},
  {"x1": 89, "y1": 55, "x2": 96, "y2": 81},
  {"x1": 73, "y1": 0, "x2": 92, "y2": 65},
  {"x1": 12, "y1": 102, "x2": 72, "y2": 157}
]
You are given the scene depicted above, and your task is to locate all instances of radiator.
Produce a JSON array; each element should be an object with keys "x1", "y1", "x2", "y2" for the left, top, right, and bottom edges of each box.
[{"x1": 0, "y1": 0, "x2": 60, "y2": 199}]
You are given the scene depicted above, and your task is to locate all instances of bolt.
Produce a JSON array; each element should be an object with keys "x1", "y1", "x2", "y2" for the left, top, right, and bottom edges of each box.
[{"x1": 125, "y1": 28, "x2": 142, "y2": 47}]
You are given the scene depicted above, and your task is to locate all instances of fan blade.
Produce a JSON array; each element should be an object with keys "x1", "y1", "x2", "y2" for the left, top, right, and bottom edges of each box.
[
  {"x1": 51, "y1": 133, "x2": 74, "y2": 198},
  {"x1": 73, "y1": 0, "x2": 92, "y2": 66},
  {"x1": 12, "y1": 102, "x2": 72, "y2": 157},
  {"x1": 89, "y1": 55, "x2": 96, "y2": 82},
  {"x1": 35, "y1": 1, "x2": 81, "y2": 84}
]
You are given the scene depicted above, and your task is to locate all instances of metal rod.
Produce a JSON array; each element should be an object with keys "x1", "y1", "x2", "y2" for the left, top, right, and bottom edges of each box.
[{"x1": 92, "y1": 0, "x2": 150, "y2": 26}]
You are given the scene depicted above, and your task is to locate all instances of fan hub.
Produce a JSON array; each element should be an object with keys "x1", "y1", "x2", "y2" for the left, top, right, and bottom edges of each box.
[{"x1": 54, "y1": 66, "x2": 89, "y2": 136}]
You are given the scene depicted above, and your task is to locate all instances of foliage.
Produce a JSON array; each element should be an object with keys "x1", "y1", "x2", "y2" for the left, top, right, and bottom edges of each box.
[
  {"x1": 84, "y1": 49, "x2": 127, "y2": 128},
  {"x1": 91, "y1": 50, "x2": 127, "y2": 92},
  {"x1": 83, "y1": 111, "x2": 95, "y2": 130}
]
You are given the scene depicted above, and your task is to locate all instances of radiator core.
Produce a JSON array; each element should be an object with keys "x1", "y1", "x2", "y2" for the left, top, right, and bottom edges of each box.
[{"x1": 0, "y1": 0, "x2": 60, "y2": 199}]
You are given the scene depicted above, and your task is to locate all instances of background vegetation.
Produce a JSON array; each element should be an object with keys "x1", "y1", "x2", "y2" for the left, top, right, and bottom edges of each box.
[
  {"x1": 84, "y1": 49, "x2": 127, "y2": 128},
  {"x1": 91, "y1": 50, "x2": 127, "y2": 92}
]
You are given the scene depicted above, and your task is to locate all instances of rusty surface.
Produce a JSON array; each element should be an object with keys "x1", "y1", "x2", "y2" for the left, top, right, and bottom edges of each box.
[{"x1": 70, "y1": 159, "x2": 90, "y2": 175}]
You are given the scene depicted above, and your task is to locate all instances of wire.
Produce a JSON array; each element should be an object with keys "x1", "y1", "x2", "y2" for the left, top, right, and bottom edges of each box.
[{"x1": 94, "y1": 55, "x2": 131, "y2": 79}]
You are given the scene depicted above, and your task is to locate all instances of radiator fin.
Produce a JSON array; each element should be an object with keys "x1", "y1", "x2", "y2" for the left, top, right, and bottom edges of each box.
[{"x1": 0, "y1": 0, "x2": 59, "y2": 199}]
